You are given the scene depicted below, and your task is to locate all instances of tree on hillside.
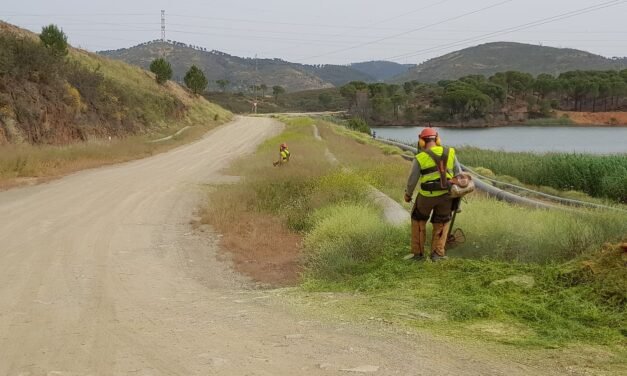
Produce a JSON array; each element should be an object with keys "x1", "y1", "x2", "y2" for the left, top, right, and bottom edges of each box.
[
  {"x1": 318, "y1": 92, "x2": 333, "y2": 108},
  {"x1": 149, "y1": 58, "x2": 172, "y2": 84},
  {"x1": 440, "y1": 81, "x2": 493, "y2": 120},
  {"x1": 272, "y1": 85, "x2": 285, "y2": 101},
  {"x1": 260, "y1": 84, "x2": 268, "y2": 97},
  {"x1": 505, "y1": 71, "x2": 534, "y2": 100},
  {"x1": 391, "y1": 94, "x2": 406, "y2": 120},
  {"x1": 216, "y1": 79, "x2": 230, "y2": 92},
  {"x1": 39, "y1": 24, "x2": 68, "y2": 57},
  {"x1": 533, "y1": 74, "x2": 557, "y2": 100},
  {"x1": 184, "y1": 65, "x2": 208, "y2": 95},
  {"x1": 403, "y1": 82, "x2": 414, "y2": 95}
]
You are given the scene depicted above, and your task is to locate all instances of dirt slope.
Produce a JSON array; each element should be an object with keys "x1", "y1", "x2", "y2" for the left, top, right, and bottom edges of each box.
[{"x1": 0, "y1": 117, "x2": 550, "y2": 375}]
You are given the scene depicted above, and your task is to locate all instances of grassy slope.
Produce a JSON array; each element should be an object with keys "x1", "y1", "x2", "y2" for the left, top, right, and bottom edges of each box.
[
  {"x1": 0, "y1": 25, "x2": 232, "y2": 187},
  {"x1": 202, "y1": 116, "x2": 626, "y2": 373}
]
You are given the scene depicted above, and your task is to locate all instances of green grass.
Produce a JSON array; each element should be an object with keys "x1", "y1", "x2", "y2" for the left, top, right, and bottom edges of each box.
[
  {"x1": 303, "y1": 248, "x2": 626, "y2": 348},
  {"x1": 459, "y1": 147, "x2": 627, "y2": 202},
  {"x1": 203, "y1": 116, "x2": 627, "y2": 356}
]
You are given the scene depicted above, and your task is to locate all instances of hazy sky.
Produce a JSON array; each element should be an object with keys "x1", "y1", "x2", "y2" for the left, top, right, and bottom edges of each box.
[{"x1": 2, "y1": 0, "x2": 626, "y2": 64}]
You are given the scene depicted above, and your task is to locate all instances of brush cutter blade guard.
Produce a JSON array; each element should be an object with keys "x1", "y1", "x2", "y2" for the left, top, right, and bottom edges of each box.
[{"x1": 446, "y1": 228, "x2": 466, "y2": 247}]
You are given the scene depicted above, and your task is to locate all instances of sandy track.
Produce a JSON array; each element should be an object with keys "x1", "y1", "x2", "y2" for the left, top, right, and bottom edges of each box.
[{"x1": 0, "y1": 117, "x2": 543, "y2": 375}]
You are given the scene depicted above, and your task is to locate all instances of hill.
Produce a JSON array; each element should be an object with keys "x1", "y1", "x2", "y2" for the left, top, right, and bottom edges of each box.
[
  {"x1": 350, "y1": 60, "x2": 414, "y2": 81},
  {"x1": 100, "y1": 41, "x2": 378, "y2": 92},
  {"x1": 394, "y1": 42, "x2": 627, "y2": 83},
  {"x1": 0, "y1": 22, "x2": 228, "y2": 145}
]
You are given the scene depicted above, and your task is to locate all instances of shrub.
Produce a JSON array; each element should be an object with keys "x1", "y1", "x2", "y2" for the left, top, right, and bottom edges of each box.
[
  {"x1": 39, "y1": 24, "x2": 68, "y2": 57},
  {"x1": 149, "y1": 58, "x2": 172, "y2": 84},
  {"x1": 184, "y1": 65, "x2": 208, "y2": 94},
  {"x1": 346, "y1": 117, "x2": 371, "y2": 134}
]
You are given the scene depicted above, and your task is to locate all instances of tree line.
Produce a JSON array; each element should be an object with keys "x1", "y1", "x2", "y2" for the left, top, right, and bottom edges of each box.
[{"x1": 340, "y1": 69, "x2": 627, "y2": 124}]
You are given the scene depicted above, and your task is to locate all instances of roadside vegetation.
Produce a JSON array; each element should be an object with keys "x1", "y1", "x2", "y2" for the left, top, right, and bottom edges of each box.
[
  {"x1": 203, "y1": 116, "x2": 626, "y2": 365},
  {"x1": 459, "y1": 148, "x2": 627, "y2": 202},
  {"x1": 0, "y1": 22, "x2": 230, "y2": 188}
]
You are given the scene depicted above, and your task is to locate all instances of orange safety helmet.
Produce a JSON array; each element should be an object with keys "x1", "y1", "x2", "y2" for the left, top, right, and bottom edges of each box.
[{"x1": 418, "y1": 127, "x2": 441, "y2": 149}]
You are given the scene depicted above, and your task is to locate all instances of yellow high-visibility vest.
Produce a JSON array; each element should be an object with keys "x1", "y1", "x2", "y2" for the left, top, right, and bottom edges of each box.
[
  {"x1": 416, "y1": 146, "x2": 455, "y2": 197},
  {"x1": 281, "y1": 149, "x2": 290, "y2": 161}
]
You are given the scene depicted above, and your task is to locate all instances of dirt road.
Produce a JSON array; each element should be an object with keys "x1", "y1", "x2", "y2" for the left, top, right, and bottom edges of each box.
[{"x1": 0, "y1": 117, "x2": 542, "y2": 375}]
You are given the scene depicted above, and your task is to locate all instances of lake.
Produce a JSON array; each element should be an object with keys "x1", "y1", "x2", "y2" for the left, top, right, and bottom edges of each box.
[{"x1": 370, "y1": 126, "x2": 627, "y2": 154}]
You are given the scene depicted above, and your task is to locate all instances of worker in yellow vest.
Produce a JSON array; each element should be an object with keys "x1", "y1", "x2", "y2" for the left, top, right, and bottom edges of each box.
[
  {"x1": 273, "y1": 143, "x2": 290, "y2": 166},
  {"x1": 404, "y1": 128, "x2": 461, "y2": 262}
]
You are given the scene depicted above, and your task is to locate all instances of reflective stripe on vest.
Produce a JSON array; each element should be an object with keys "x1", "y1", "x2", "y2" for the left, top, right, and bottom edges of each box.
[
  {"x1": 416, "y1": 146, "x2": 456, "y2": 197},
  {"x1": 281, "y1": 150, "x2": 290, "y2": 160}
]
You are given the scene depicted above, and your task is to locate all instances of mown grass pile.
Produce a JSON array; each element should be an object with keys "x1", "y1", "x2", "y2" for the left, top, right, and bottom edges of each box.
[
  {"x1": 206, "y1": 116, "x2": 626, "y2": 353},
  {"x1": 460, "y1": 147, "x2": 627, "y2": 202}
]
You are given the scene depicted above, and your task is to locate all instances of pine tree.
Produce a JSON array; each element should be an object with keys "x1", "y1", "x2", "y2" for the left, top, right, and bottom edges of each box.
[
  {"x1": 149, "y1": 58, "x2": 173, "y2": 84},
  {"x1": 184, "y1": 65, "x2": 208, "y2": 94},
  {"x1": 39, "y1": 24, "x2": 68, "y2": 57}
]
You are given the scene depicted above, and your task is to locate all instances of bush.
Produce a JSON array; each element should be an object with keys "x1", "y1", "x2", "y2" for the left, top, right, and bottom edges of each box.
[
  {"x1": 0, "y1": 34, "x2": 62, "y2": 80},
  {"x1": 149, "y1": 58, "x2": 173, "y2": 84},
  {"x1": 39, "y1": 24, "x2": 68, "y2": 57},
  {"x1": 346, "y1": 117, "x2": 371, "y2": 134}
]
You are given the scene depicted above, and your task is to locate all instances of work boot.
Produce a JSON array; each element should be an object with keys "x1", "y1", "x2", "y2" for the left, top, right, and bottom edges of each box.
[
  {"x1": 430, "y1": 253, "x2": 448, "y2": 262},
  {"x1": 431, "y1": 222, "x2": 451, "y2": 257},
  {"x1": 411, "y1": 220, "x2": 427, "y2": 257},
  {"x1": 409, "y1": 253, "x2": 425, "y2": 262}
]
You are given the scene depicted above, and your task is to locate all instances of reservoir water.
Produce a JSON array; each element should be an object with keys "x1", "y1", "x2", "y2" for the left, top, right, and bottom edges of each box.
[{"x1": 371, "y1": 126, "x2": 627, "y2": 154}]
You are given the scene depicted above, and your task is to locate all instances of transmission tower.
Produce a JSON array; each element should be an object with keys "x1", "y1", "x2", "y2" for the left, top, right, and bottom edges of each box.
[{"x1": 161, "y1": 10, "x2": 166, "y2": 42}]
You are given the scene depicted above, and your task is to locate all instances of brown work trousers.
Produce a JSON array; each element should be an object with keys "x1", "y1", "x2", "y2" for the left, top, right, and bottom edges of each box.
[
  {"x1": 412, "y1": 193, "x2": 454, "y2": 224},
  {"x1": 411, "y1": 193, "x2": 454, "y2": 257}
]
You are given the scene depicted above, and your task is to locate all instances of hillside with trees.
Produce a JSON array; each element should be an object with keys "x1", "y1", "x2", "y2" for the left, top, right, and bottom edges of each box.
[
  {"x1": 395, "y1": 42, "x2": 627, "y2": 83},
  {"x1": 341, "y1": 69, "x2": 627, "y2": 126},
  {"x1": 100, "y1": 41, "x2": 381, "y2": 92},
  {"x1": 350, "y1": 60, "x2": 414, "y2": 81},
  {"x1": 0, "y1": 22, "x2": 227, "y2": 145}
]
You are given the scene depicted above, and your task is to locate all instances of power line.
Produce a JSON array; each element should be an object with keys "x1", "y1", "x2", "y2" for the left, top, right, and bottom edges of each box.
[
  {"x1": 260, "y1": 0, "x2": 452, "y2": 58},
  {"x1": 368, "y1": 0, "x2": 451, "y2": 27},
  {"x1": 387, "y1": 0, "x2": 627, "y2": 61},
  {"x1": 294, "y1": 0, "x2": 515, "y2": 61}
]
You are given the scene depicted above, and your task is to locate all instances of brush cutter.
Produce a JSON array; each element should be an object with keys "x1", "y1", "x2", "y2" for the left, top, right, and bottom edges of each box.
[{"x1": 446, "y1": 198, "x2": 466, "y2": 247}]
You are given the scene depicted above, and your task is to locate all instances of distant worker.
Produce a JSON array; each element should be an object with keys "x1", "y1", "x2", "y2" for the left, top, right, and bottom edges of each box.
[
  {"x1": 273, "y1": 143, "x2": 290, "y2": 166},
  {"x1": 404, "y1": 128, "x2": 464, "y2": 262}
]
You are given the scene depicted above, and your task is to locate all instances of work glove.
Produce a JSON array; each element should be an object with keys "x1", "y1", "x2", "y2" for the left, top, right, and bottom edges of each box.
[{"x1": 404, "y1": 193, "x2": 412, "y2": 203}]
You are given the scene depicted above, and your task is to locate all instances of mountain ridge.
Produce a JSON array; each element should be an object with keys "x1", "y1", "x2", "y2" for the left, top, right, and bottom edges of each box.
[
  {"x1": 99, "y1": 41, "x2": 413, "y2": 91},
  {"x1": 394, "y1": 41, "x2": 627, "y2": 83}
]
